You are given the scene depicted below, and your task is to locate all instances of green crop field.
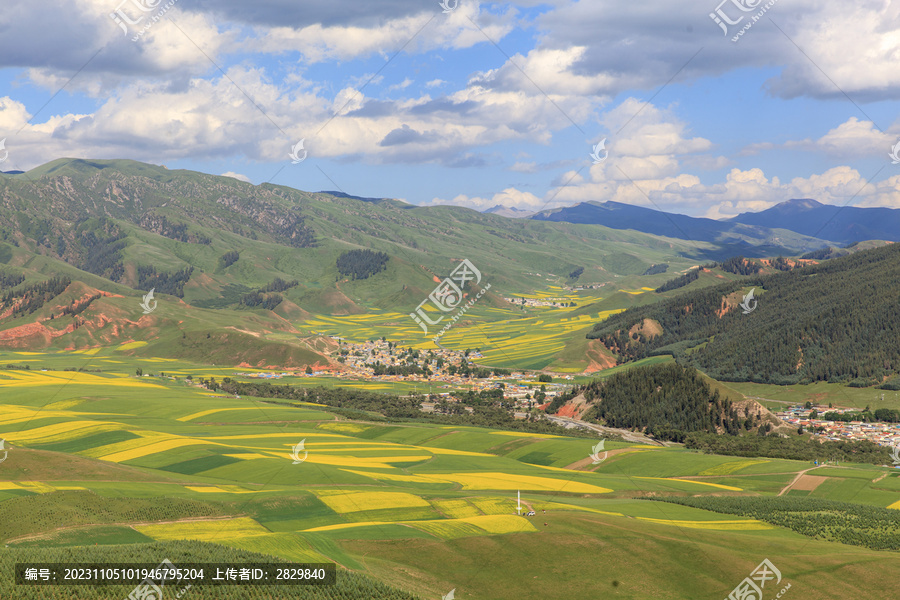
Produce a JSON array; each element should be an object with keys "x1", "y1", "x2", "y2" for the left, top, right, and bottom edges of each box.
[{"x1": 2, "y1": 353, "x2": 900, "y2": 599}]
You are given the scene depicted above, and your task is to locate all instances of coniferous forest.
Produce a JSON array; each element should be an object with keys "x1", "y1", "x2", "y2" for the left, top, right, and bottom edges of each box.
[
  {"x1": 575, "y1": 363, "x2": 742, "y2": 441},
  {"x1": 588, "y1": 243, "x2": 900, "y2": 385},
  {"x1": 336, "y1": 249, "x2": 390, "y2": 280}
]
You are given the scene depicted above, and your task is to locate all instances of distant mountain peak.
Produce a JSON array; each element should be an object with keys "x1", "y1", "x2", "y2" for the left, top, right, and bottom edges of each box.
[
  {"x1": 781, "y1": 198, "x2": 824, "y2": 208},
  {"x1": 483, "y1": 205, "x2": 535, "y2": 218}
]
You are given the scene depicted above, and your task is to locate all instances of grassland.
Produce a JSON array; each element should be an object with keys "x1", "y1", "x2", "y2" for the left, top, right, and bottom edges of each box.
[{"x1": 1, "y1": 353, "x2": 899, "y2": 599}]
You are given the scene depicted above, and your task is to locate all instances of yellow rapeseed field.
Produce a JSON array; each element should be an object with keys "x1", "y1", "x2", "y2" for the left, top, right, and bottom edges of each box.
[
  {"x1": 316, "y1": 422, "x2": 369, "y2": 433},
  {"x1": 636, "y1": 517, "x2": 774, "y2": 530},
  {"x1": 100, "y1": 438, "x2": 212, "y2": 463},
  {"x1": 6, "y1": 420, "x2": 123, "y2": 444},
  {"x1": 136, "y1": 517, "x2": 271, "y2": 541},
  {"x1": 117, "y1": 341, "x2": 147, "y2": 350},
  {"x1": 490, "y1": 431, "x2": 560, "y2": 439},
  {"x1": 698, "y1": 460, "x2": 770, "y2": 476},
  {"x1": 42, "y1": 399, "x2": 86, "y2": 410},
  {"x1": 418, "y1": 446, "x2": 495, "y2": 457},
  {"x1": 458, "y1": 514, "x2": 536, "y2": 534},
  {"x1": 339, "y1": 469, "x2": 439, "y2": 484},
  {"x1": 469, "y1": 496, "x2": 516, "y2": 515},
  {"x1": 315, "y1": 491, "x2": 431, "y2": 513},
  {"x1": 177, "y1": 407, "x2": 267, "y2": 422},
  {"x1": 431, "y1": 499, "x2": 482, "y2": 518},
  {"x1": 0, "y1": 370, "x2": 163, "y2": 389},
  {"x1": 273, "y1": 453, "x2": 431, "y2": 469},
  {"x1": 635, "y1": 477, "x2": 743, "y2": 491},
  {"x1": 425, "y1": 472, "x2": 612, "y2": 494},
  {"x1": 340, "y1": 469, "x2": 611, "y2": 493},
  {"x1": 302, "y1": 521, "x2": 392, "y2": 533},
  {"x1": 184, "y1": 486, "x2": 261, "y2": 494},
  {"x1": 0, "y1": 481, "x2": 83, "y2": 493},
  {"x1": 408, "y1": 515, "x2": 537, "y2": 539}
]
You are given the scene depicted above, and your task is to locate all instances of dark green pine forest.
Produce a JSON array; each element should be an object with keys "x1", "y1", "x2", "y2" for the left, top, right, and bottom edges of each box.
[
  {"x1": 567, "y1": 363, "x2": 743, "y2": 441},
  {"x1": 587, "y1": 243, "x2": 900, "y2": 385}
]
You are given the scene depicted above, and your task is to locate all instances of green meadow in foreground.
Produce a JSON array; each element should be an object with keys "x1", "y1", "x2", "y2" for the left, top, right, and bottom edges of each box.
[{"x1": 1, "y1": 353, "x2": 899, "y2": 599}]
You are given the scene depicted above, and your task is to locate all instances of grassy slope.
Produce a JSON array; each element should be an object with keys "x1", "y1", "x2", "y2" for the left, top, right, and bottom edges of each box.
[{"x1": 2, "y1": 355, "x2": 899, "y2": 599}]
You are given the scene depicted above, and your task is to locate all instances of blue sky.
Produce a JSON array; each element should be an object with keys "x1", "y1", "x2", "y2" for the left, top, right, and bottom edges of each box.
[{"x1": 1, "y1": 0, "x2": 899, "y2": 218}]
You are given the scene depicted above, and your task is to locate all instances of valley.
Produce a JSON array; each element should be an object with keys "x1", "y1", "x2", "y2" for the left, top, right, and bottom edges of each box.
[{"x1": 1, "y1": 161, "x2": 900, "y2": 599}]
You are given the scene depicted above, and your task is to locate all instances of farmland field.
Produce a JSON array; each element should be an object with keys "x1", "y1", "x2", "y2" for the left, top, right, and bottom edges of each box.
[{"x1": 2, "y1": 352, "x2": 899, "y2": 599}]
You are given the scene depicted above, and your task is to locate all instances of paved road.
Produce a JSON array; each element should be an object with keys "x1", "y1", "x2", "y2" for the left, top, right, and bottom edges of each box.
[{"x1": 546, "y1": 415, "x2": 664, "y2": 445}]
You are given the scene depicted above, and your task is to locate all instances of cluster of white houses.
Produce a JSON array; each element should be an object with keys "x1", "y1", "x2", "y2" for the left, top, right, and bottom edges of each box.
[{"x1": 775, "y1": 406, "x2": 900, "y2": 450}]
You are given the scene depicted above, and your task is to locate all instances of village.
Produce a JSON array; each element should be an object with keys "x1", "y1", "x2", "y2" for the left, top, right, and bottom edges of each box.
[
  {"x1": 234, "y1": 338, "x2": 571, "y2": 409},
  {"x1": 233, "y1": 340, "x2": 900, "y2": 454},
  {"x1": 775, "y1": 404, "x2": 900, "y2": 451}
]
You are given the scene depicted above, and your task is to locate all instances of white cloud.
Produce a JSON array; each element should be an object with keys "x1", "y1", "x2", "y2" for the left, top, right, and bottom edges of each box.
[
  {"x1": 509, "y1": 161, "x2": 538, "y2": 173},
  {"x1": 243, "y1": 3, "x2": 516, "y2": 63},
  {"x1": 221, "y1": 171, "x2": 251, "y2": 182},
  {"x1": 430, "y1": 187, "x2": 544, "y2": 211}
]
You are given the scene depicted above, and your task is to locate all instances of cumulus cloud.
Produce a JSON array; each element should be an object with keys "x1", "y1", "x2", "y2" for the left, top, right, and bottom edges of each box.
[
  {"x1": 437, "y1": 99, "x2": 900, "y2": 219},
  {"x1": 242, "y1": 3, "x2": 516, "y2": 63},
  {"x1": 429, "y1": 187, "x2": 544, "y2": 211},
  {"x1": 533, "y1": 0, "x2": 900, "y2": 101},
  {"x1": 221, "y1": 171, "x2": 251, "y2": 182}
]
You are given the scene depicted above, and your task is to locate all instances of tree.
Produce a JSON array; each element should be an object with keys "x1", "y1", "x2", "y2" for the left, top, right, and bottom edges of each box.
[
  {"x1": 305, "y1": 365, "x2": 313, "y2": 374},
  {"x1": 135, "y1": 368, "x2": 143, "y2": 377}
]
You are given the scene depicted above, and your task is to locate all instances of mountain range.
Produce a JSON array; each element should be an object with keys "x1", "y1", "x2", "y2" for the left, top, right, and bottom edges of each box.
[
  {"x1": 519, "y1": 199, "x2": 900, "y2": 247},
  {"x1": 2, "y1": 158, "x2": 897, "y2": 370}
]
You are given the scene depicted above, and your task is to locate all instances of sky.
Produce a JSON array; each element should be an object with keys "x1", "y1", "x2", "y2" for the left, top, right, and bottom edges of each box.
[{"x1": 1, "y1": 0, "x2": 899, "y2": 219}]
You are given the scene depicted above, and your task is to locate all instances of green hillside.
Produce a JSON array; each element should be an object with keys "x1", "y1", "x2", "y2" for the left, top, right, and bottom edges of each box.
[
  {"x1": 587, "y1": 242, "x2": 900, "y2": 384},
  {"x1": 0, "y1": 158, "x2": 764, "y2": 368}
]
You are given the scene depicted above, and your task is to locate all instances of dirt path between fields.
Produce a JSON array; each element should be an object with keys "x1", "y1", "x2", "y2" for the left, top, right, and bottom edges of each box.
[
  {"x1": 564, "y1": 447, "x2": 659, "y2": 470},
  {"x1": 778, "y1": 466, "x2": 825, "y2": 496}
]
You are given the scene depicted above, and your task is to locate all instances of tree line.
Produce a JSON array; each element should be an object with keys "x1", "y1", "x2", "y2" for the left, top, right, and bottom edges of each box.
[
  {"x1": 136, "y1": 265, "x2": 194, "y2": 297},
  {"x1": 336, "y1": 249, "x2": 389, "y2": 280},
  {"x1": 654, "y1": 268, "x2": 698, "y2": 292},
  {"x1": 654, "y1": 496, "x2": 900, "y2": 551},
  {"x1": 0, "y1": 276, "x2": 71, "y2": 318},
  {"x1": 199, "y1": 379, "x2": 597, "y2": 439},
  {"x1": 684, "y1": 431, "x2": 893, "y2": 465}
]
